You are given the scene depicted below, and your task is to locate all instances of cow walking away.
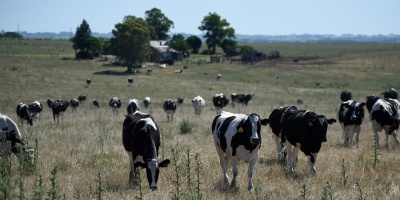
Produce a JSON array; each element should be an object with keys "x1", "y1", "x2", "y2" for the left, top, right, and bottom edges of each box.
[
  {"x1": 231, "y1": 93, "x2": 254, "y2": 108},
  {"x1": 338, "y1": 100, "x2": 366, "y2": 147},
  {"x1": 70, "y1": 98, "x2": 80, "y2": 112},
  {"x1": 30, "y1": 101, "x2": 42, "y2": 123},
  {"x1": 93, "y1": 99, "x2": 99, "y2": 108},
  {"x1": 143, "y1": 97, "x2": 151, "y2": 109},
  {"x1": 86, "y1": 79, "x2": 91, "y2": 88},
  {"x1": 109, "y1": 97, "x2": 122, "y2": 115},
  {"x1": 192, "y1": 96, "x2": 205, "y2": 117},
  {"x1": 122, "y1": 111, "x2": 170, "y2": 190},
  {"x1": 213, "y1": 93, "x2": 229, "y2": 115},
  {"x1": 163, "y1": 99, "x2": 176, "y2": 122},
  {"x1": 382, "y1": 88, "x2": 398, "y2": 99},
  {"x1": 128, "y1": 77, "x2": 133, "y2": 86},
  {"x1": 212, "y1": 111, "x2": 269, "y2": 191},
  {"x1": 16, "y1": 103, "x2": 33, "y2": 127},
  {"x1": 78, "y1": 95, "x2": 87, "y2": 103},
  {"x1": 127, "y1": 99, "x2": 140, "y2": 114},
  {"x1": 52, "y1": 99, "x2": 69, "y2": 124}
]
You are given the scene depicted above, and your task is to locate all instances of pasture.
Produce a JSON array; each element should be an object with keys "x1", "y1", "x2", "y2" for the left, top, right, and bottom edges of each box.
[{"x1": 1, "y1": 39, "x2": 400, "y2": 199}]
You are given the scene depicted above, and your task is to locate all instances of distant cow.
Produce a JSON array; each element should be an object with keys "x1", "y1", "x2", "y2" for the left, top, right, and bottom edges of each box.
[
  {"x1": 340, "y1": 90, "x2": 352, "y2": 102},
  {"x1": 78, "y1": 95, "x2": 86, "y2": 103},
  {"x1": 0, "y1": 114, "x2": 35, "y2": 168},
  {"x1": 70, "y1": 98, "x2": 80, "y2": 112},
  {"x1": 147, "y1": 69, "x2": 152, "y2": 75},
  {"x1": 143, "y1": 97, "x2": 151, "y2": 109},
  {"x1": 30, "y1": 101, "x2": 43, "y2": 122},
  {"x1": 109, "y1": 97, "x2": 122, "y2": 115},
  {"x1": 127, "y1": 99, "x2": 140, "y2": 114},
  {"x1": 16, "y1": 103, "x2": 33, "y2": 126},
  {"x1": 175, "y1": 69, "x2": 183, "y2": 73},
  {"x1": 369, "y1": 98, "x2": 400, "y2": 147},
  {"x1": 212, "y1": 111, "x2": 269, "y2": 191},
  {"x1": 92, "y1": 99, "x2": 99, "y2": 108},
  {"x1": 213, "y1": 93, "x2": 229, "y2": 115},
  {"x1": 128, "y1": 77, "x2": 133, "y2": 86},
  {"x1": 122, "y1": 111, "x2": 170, "y2": 190},
  {"x1": 177, "y1": 97, "x2": 184, "y2": 104},
  {"x1": 382, "y1": 88, "x2": 398, "y2": 99},
  {"x1": 191, "y1": 96, "x2": 205, "y2": 117},
  {"x1": 338, "y1": 100, "x2": 366, "y2": 147},
  {"x1": 86, "y1": 79, "x2": 91, "y2": 87},
  {"x1": 231, "y1": 93, "x2": 254, "y2": 108},
  {"x1": 163, "y1": 99, "x2": 176, "y2": 122},
  {"x1": 268, "y1": 105, "x2": 298, "y2": 160},
  {"x1": 52, "y1": 99, "x2": 69, "y2": 124},
  {"x1": 280, "y1": 109, "x2": 336, "y2": 173},
  {"x1": 217, "y1": 74, "x2": 222, "y2": 81}
]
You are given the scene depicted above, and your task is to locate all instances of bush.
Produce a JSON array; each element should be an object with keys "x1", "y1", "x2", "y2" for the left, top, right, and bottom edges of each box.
[{"x1": 179, "y1": 119, "x2": 195, "y2": 134}]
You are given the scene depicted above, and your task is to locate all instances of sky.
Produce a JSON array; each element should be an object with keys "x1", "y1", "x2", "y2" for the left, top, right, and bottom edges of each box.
[{"x1": 1, "y1": 0, "x2": 399, "y2": 36}]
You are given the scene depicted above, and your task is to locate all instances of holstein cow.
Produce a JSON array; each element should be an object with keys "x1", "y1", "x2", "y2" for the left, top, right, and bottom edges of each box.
[
  {"x1": 280, "y1": 109, "x2": 336, "y2": 173},
  {"x1": 92, "y1": 99, "x2": 99, "y2": 108},
  {"x1": 163, "y1": 99, "x2": 176, "y2": 122},
  {"x1": 127, "y1": 99, "x2": 140, "y2": 114},
  {"x1": 128, "y1": 77, "x2": 133, "y2": 86},
  {"x1": 0, "y1": 114, "x2": 35, "y2": 168},
  {"x1": 16, "y1": 103, "x2": 33, "y2": 126},
  {"x1": 191, "y1": 96, "x2": 205, "y2": 117},
  {"x1": 70, "y1": 98, "x2": 80, "y2": 112},
  {"x1": 78, "y1": 95, "x2": 86, "y2": 103},
  {"x1": 109, "y1": 97, "x2": 122, "y2": 115},
  {"x1": 369, "y1": 98, "x2": 400, "y2": 147},
  {"x1": 340, "y1": 90, "x2": 352, "y2": 102},
  {"x1": 30, "y1": 101, "x2": 43, "y2": 123},
  {"x1": 52, "y1": 99, "x2": 69, "y2": 124},
  {"x1": 382, "y1": 88, "x2": 398, "y2": 99},
  {"x1": 338, "y1": 100, "x2": 366, "y2": 147},
  {"x1": 122, "y1": 111, "x2": 170, "y2": 190},
  {"x1": 212, "y1": 111, "x2": 269, "y2": 191},
  {"x1": 86, "y1": 79, "x2": 91, "y2": 87},
  {"x1": 177, "y1": 97, "x2": 184, "y2": 104},
  {"x1": 47, "y1": 99, "x2": 53, "y2": 108},
  {"x1": 143, "y1": 97, "x2": 151, "y2": 109},
  {"x1": 268, "y1": 105, "x2": 298, "y2": 160},
  {"x1": 213, "y1": 93, "x2": 229, "y2": 115},
  {"x1": 231, "y1": 93, "x2": 254, "y2": 108}
]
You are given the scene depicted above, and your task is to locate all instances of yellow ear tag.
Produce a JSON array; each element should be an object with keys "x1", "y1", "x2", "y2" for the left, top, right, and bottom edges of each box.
[
  {"x1": 342, "y1": 105, "x2": 346, "y2": 109},
  {"x1": 309, "y1": 121, "x2": 313, "y2": 126},
  {"x1": 238, "y1": 127, "x2": 244, "y2": 133}
]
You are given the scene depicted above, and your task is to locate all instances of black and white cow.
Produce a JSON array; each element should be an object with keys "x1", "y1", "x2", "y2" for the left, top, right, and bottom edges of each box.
[
  {"x1": 212, "y1": 111, "x2": 269, "y2": 191},
  {"x1": 143, "y1": 97, "x2": 151, "y2": 109},
  {"x1": 216, "y1": 74, "x2": 222, "y2": 81},
  {"x1": 70, "y1": 98, "x2": 80, "y2": 112},
  {"x1": 340, "y1": 90, "x2": 352, "y2": 102},
  {"x1": 191, "y1": 96, "x2": 205, "y2": 117},
  {"x1": 163, "y1": 99, "x2": 176, "y2": 122},
  {"x1": 366, "y1": 95, "x2": 380, "y2": 114},
  {"x1": 86, "y1": 79, "x2": 91, "y2": 87},
  {"x1": 177, "y1": 97, "x2": 184, "y2": 104},
  {"x1": 92, "y1": 99, "x2": 99, "y2": 108},
  {"x1": 30, "y1": 101, "x2": 42, "y2": 122},
  {"x1": 52, "y1": 99, "x2": 69, "y2": 124},
  {"x1": 338, "y1": 100, "x2": 366, "y2": 147},
  {"x1": 109, "y1": 97, "x2": 122, "y2": 115},
  {"x1": 231, "y1": 93, "x2": 254, "y2": 108},
  {"x1": 127, "y1": 99, "x2": 140, "y2": 114},
  {"x1": 382, "y1": 88, "x2": 398, "y2": 99},
  {"x1": 213, "y1": 93, "x2": 229, "y2": 115},
  {"x1": 122, "y1": 111, "x2": 170, "y2": 190},
  {"x1": 369, "y1": 98, "x2": 400, "y2": 147},
  {"x1": 78, "y1": 95, "x2": 86, "y2": 103},
  {"x1": 16, "y1": 103, "x2": 33, "y2": 126},
  {"x1": 268, "y1": 105, "x2": 298, "y2": 160},
  {"x1": 128, "y1": 77, "x2": 133, "y2": 86},
  {"x1": 0, "y1": 114, "x2": 35, "y2": 167},
  {"x1": 280, "y1": 109, "x2": 336, "y2": 173}
]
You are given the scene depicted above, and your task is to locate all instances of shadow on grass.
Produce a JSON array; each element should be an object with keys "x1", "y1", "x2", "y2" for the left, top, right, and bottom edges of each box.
[{"x1": 93, "y1": 70, "x2": 131, "y2": 76}]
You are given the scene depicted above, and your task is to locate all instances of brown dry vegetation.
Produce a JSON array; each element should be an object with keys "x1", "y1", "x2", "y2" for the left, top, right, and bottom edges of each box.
[{"x1": 1, "y1": 39, "x2": 400, "y2": 199}]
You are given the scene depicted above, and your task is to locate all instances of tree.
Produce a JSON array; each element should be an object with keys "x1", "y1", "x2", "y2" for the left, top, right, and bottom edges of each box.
[
  {"x1": 169, "y1": 34, "x2": 191, "y2": 55},
  {"x1": 71, "y1": 19, "x2": 96, "y2": 59},
  {"x1": 110, "y1": 16, "x2": 151, "y2": 70},
  {"x1": 186, "y1": 36, "x2": 202, "y2": 54},
  {"x1": 145, "y1": 8, "x2": 174, "y2": 40},
  {"x1": 220, "y1": 39, "x2": 238, "y2": 56},
  {"x1": 239, "y1": 45, "x2": 257, "y2": 53},
  {"x1": 0, "y1": 32, "x2": 22, "y2": 39},
  {"x1": 198, "y1": 12, "x2": 235, "y2": 54}
]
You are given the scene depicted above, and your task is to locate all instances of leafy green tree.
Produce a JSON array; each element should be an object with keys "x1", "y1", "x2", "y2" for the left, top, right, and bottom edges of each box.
[
  {"x1": 110, "y1": 16, "x2": 151, "y2": 69},
  {"x1": 71, "y1": 19, "x2": 97, "y2": 59},
  {"x1": 186, "y1": 36, "x2": 202, "y2": 54},
  {"x1": 0, "y1": 32, "x2": 23, "y2": 38},
  {"x1": 169, "y1": 34, "x2": 191, "y2": 55},
  {"x1": 220, "y1": 39, "x2": 238, "y2": 56},
  {"x1": 198, "y1": 12, "x2": 235, "y2": 54},
  {"x1": 145, "y1": 8, "x2": 174, "y2": 40}
]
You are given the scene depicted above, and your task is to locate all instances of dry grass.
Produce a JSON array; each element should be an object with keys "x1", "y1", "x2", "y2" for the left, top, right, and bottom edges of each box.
[{"x1": 1, "y1": 40, "x2": 400, "y2": 199}]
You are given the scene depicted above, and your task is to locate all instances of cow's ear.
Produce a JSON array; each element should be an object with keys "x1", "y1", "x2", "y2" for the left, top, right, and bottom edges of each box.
[
  {"x1": 327, "y1": 119, "x2": 336, "y2": 124},
  {"x1": 359, "y1": 102, "x2": 366, "y2": 108},
  {"x1": 159, "y1": 159, "x2": 170, "y2": 168},
  {"x1": 260, "y1": 119, "x2": 269, "y2": 126}
]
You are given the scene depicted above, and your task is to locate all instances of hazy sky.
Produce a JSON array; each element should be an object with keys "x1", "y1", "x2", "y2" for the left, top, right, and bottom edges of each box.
[{"x1": 1, "y1": 0, "x2": 399, "y2": 35}]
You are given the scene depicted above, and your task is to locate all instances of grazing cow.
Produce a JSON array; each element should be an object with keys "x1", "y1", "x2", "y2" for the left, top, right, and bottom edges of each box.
[
  {"x1": 70, "y1": 98, "x2": 80, "y2": 112},
  {"x1": 143, "y1": 97, "x2": 151, "y2": 109},
  {"x1": 86, "y1": 79, "x2": 91, "y2": 87},
  {"x1": 163, "y1": 99, "x2": 176, "y2": 122},
  {"x1": 177, "y1": 97, "x2": 184, "y2": 104},
  {"x1": 127, "y1": 99, "x2": 140, "y2": 114},
  {"x1": 217, "y1": 74, "x2": 222, "y2": 81},
  {"x1": 280, "y1": 109, "x2": 336, "y2": 173},
  {"x1": 382, "y1": 88, "x2": 398, "y2": 99},
  {"x1": 16, "y1": 103, "x2": 33, "y2": 126},
  {"x1": 122, "y1": 111, "x2": 170, "y2": 190},
  {"x1": 213, "y1": 93, "x2": 229, "y2": 115},
  {"x1": 268, "y1": 105, "x2": 298, "y2": 160},
  {"x1": 231, "y1": 93, "x2": 254, "y2": 108},
  {"x1": 92, "y1": 99, "x2": 99, "y2": 108},
  {"x1": 192, "y1": 96, "x2": 205, "y2": 117},
  {"x1": 109, "y1": 97, "x2": 122, "y2": 115},
  {"x1": 0, "y1": 114, "x2": 35, "y2": 168},
  {"x1": 369, "y1": 98, "x2": 400, "y2": 147},
  {"x1": 128, "y1": 77, "x2": 133, "y2": 86},
  {"x1": 52, "y1": 99, "x2": 69, "y2": 124},
  {"x1": 30, "y1": 101, "x2": 42, "y2": 122},
  {"x1": 340, "y1": 90, "x2": 352, "y2": 102},
  {"x1": 212, "y1": 111, "x2": 269, "y2": 191},
  {"x1": 175, "y1": 69, "x2": 183, "y2": 73},
  {"x1": 338, "y1": 100, "x2": 366, "y2": 147},
  {"x1": 47, "y1": 99, "x2": 53, "y2": 109},
  {"x1": 78, "y1": 95, "x2": 86, "y2": 103}
]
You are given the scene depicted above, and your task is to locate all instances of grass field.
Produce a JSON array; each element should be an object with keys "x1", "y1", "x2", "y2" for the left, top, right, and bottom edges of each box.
[{"x1": 1, "y1": 39, "x2": 400, "y2": 199}]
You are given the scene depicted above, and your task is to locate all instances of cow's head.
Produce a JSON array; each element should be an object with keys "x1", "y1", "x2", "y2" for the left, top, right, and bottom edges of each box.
[
  {"x1": 366, "y1": 95, "x2": 380, "y2": 113},
  {"x1": 242, "y1": 114, "x2": 269, "y2": 145},
  {"x1": 304, "y1": 112, "x2": 336, "y2": 144},
  {"x1": 134, "y1": 159, "x2": 170, "y2": 190},
  {"x1": 340, "y1": 101, "x2": 365, "y2": 122}
]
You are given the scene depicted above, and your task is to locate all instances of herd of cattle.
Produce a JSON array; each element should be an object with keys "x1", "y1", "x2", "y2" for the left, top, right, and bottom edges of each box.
[{"x1": 1, "y1": 87, "x2": 399, "y2": 191}]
